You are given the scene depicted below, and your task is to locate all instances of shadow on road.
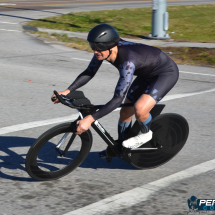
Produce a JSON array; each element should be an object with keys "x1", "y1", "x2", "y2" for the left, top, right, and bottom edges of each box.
[
  {"x1": 0, "y1": 135, "x2": 135, "y2": 182},
  {"x1": 0, "y1": 13, "x2": 36, "y2": 21},
  {"x1": 0, "y1": 6, "x2": 65, "y2": 22},
  {"x1": 0, "y1": 136, "x2": 35, "y2": 182},
  {"x1": 0, "y1": 6, "x2": 64, "y2": 15},
  {"x1": 82, "y1": 151, "x2": 135, "y2": 170}
]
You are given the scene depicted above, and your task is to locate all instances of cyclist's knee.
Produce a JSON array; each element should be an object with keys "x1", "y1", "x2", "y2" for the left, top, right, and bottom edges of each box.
[
  {"x1": 120, "y1": 107, "x2": 133, "y2": 122},
  {"x1": 135, "y1": 111, "x2": 149, "y2": 121},
  {"x1": 134, "y1": 104, "x2": 150, "y2": 121},
  {"x1": 134, "y1": 95, "x2": 156, "y2": 121}
]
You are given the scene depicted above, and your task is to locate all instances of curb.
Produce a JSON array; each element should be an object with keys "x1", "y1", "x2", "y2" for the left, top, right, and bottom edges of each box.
[
  {"x1": 22, "y1": 26, "x2": 88, "y2": 40},
  {"x1": 23, "y1": 26, "x2": 215, "y2": 49}
]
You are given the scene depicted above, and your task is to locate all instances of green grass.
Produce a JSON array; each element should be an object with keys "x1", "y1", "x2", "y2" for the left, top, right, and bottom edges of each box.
[
  {"x1": 28, "y1": 31, "x2": 215, "y2": 67},
  {"x1": 26, "y1": 4, "x2": 215, "y2": 43},
  {"x1": 159, "y1": 47, "x2": 215, "y2": 67}
]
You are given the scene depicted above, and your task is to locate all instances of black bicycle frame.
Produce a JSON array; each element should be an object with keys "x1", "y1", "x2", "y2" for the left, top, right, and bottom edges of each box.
[
  {"x1": 84, "y1": 103, "x2": 166, "y2": 155},
  {"x1": 54, "y1": 90, "x2": 165, "y2": 155}
]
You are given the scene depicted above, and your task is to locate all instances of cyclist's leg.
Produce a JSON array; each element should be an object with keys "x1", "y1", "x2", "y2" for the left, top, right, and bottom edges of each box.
[
  {"x1": 117, "y1": 98, "x2": 133, "y2": 140},
  {"x1": 120, "y1": 78, "x2": 155, "y2": 148},
  {"x1": 134, "y1": 94, "x2": 155, "y2": 133},
  {"x1": 123, "y1": 70, "x2": 179, "y2": 148},
  {"x1": 120, "y1": 95, "x2": 154, "y2": 137},
  {"x1": 119, "y1": 98, "x2": 134, "y2": 122},
  {"x1": 118, "y1": 77, "x2": 149, "y2": 140}
]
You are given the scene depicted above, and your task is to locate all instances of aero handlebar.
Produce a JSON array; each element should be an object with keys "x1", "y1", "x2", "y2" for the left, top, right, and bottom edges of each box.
[
  {"x1": 52, "y1": 90, "x2": 134, "y2": 110},
  {"x1": 52, "y1": 91, "x2": 94, "y2": 110}
]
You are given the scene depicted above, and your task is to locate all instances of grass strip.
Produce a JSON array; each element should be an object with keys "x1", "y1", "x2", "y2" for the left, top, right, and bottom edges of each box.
[
  {"x1": 27, "y1": 31, "x2": 215, "y2": 67},
  {"x1": 25, "y1": 4, "x2": 215, "y2": 43}
]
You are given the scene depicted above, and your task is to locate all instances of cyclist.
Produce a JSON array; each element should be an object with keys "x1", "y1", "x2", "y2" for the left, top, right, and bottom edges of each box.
[{"x1": 52, "y1": 24, "x2": 179, "y2": 149}]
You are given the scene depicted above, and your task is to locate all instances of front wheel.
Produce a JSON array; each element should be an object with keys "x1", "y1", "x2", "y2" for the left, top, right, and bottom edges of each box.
[{"x1": 25, "y1": 122, "x2": 92, "y2": 181}]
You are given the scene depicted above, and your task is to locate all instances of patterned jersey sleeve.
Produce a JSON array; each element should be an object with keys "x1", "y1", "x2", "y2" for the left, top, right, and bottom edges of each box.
[
  {"x1": 91, "y1": 61, "x2": 135, "y2": 120},
  {"x1": 114, "y1": 61, "x2": 135, "y2": 98},
  {"x1": 68, "y1": 55, "x2": 103, "y2": 92}
]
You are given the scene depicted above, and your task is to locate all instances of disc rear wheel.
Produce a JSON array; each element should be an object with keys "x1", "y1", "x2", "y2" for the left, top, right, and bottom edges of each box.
[{"x1": 130, "y1": 113, "x2": 189, "y2": 169}]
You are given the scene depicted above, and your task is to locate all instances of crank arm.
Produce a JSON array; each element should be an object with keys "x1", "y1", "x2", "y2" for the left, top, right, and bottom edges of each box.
[
  {"x1": 152, "y1": 137, "x2": 163, "y2": 149},
  {"x1": 119, "y1": 146, "x2": 158, "y2": 157},
  {"x1": 130, "y1": 148, "x2": 158, "y2": 153}
]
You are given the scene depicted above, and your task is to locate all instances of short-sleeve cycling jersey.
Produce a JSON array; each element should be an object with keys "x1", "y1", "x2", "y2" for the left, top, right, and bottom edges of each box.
[{"x1": 68, "y1": 39, "x2": 174, "y2": 120}]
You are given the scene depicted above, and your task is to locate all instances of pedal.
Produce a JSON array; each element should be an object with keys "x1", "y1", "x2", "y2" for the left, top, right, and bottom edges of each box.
[
  {"x1": 98, "y1": 150, "x2": 112, "y2": 163},
  {"x1": 153, "y1": 137, "x2": 163, "y2": 149},
  {"x1": 106, "y1": 157, "x2": 112, "y2": 163},
  {"x1": 106, "y1": 146, "x2": 118, "y2": 158},
  {"x1": 119, "y1": 147, "x2": 131, "y2": 158},
  {"x1": 98, "y1": 150, "x2": 108, "y2": 159}
]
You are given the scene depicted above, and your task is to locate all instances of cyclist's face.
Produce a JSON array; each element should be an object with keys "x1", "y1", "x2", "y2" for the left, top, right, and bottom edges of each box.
[{"x1": 94, "y1": 50, "x2": 109, "y2": 60}]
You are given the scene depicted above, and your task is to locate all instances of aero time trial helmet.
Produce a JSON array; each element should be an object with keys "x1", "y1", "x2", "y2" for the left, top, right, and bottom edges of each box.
[{"x1": 87, "y1": 24, "x2": 120, "y2": 51}]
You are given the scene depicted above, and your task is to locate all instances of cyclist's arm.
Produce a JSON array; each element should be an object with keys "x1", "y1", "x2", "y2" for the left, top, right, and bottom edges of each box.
[
  {"x1": 92, "y1": 61, "x2": 135, "y2": 120},
  {"x1": 68, "y1": 55, "x2": 103, "y2": 92}
]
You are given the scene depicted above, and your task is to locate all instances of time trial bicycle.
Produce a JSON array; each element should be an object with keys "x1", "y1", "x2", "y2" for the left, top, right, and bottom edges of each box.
[{"x1": 25, "y1": 90, "x2": 189, "y2": 181}]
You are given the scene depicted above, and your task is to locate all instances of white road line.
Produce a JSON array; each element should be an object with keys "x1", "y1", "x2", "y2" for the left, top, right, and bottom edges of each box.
[
  {"x1": 113, "y1": 87, "x2": 215, "y2": 111},
  {"x1": 70, "y1": 58, "x2": 215, "y2": 76},
  {"x1": 0, "y1": 29, "x2": 21, "y2": 32},
  {"x1": 0, "y1": 22, "x2": 18, "y2": 25},
  {"x1": 0, "y1": 88, "x2": 215, "y2": 135},
  {"x1": 64, "y1": 159, "x2": 215, "y2": 215},
  {"x1": 162, "y1": 88, "x2": 215, "y2": 101},
  {"x1": 180, "y1": 70, "x2": 215, "y2": 77},
  {"x1": 0, "y1": 89, "x2": 214, "y2": 214},
  {"x1": 71, "y1": 57, "x2": 110, "y2": 65},
  {"x1": 0, "y1": 3, "x2": 16, "y2": 5},
  {"x1": 0, "y1": 114, "x2": 78, "y2": 135}
]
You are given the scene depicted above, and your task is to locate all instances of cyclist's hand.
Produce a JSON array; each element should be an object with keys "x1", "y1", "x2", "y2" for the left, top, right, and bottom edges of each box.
[
  {"x1": 76, "y1": 115, "x2": 95, "y2": 135},
  {"x1": 52, "y1": 89, "x2": 70, "y2": 104}
]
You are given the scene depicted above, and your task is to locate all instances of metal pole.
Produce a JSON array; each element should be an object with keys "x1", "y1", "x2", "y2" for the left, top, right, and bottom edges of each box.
[{"x1": 147, "y1": 0, "x2": 170, "y2": 39}]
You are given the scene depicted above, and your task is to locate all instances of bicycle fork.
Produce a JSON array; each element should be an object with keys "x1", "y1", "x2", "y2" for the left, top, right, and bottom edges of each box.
[
  {"x1": 55, "y1": 115, "x2": 82, "y2": 157},
  {"x1": 56, "y1": 132, "x2": 77, "y2": 157}
]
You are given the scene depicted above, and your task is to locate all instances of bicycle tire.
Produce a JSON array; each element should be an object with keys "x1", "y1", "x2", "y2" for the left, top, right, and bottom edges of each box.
[
  {"x1": 129, "y1": 113, "x2": 189, "y2": 169},
  {"x1": 25, "y1": 122, "x2": 92, "y2": 181}
]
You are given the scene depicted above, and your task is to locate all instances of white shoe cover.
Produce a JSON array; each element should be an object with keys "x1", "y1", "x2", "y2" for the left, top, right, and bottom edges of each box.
[{"x1": 122, "y1": 130, "x2": 153, "y2": 149}]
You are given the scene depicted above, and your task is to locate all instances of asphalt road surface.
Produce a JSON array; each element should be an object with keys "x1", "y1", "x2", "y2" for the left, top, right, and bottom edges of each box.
[
  {"x1": 0, "y1": 0, "x2": 215, "y2": 215},
  {"x1": 0, "y1": 0, "x2": 215, "y2": 12}
]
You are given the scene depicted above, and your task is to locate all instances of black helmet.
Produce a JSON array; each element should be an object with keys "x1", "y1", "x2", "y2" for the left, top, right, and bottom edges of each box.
[{"x1": 87, "y1": 24, "x2": 120, "y2": 51}]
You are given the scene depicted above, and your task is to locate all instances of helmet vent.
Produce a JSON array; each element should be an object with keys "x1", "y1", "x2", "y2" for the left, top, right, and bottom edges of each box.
[{"x1": 98, "y1": 32, "x2": 107, "y2": 38}]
